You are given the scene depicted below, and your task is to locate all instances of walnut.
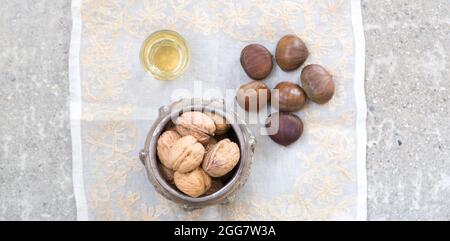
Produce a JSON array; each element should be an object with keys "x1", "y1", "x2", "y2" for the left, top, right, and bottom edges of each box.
[
  {"x1": 202, "y1": 139, "x2": 240, "y2": 177},
  {"x1": 204, "y1": 112, "x2": 230, "y2": 135},
  {"x1": 175, "y1": 112, "x2": 216, "y2": 144},
  {"x1": 158, "y1": 162, "x2": 174, "y2": 184},
  {"x1": 174, "y1": 168, "x2": 212, "y2": 198},
  {"x1": 203, "y1": 179, "x2": 224, "y2": 196},
  {"x1": 168, "y1": 135, "x2": 205, "y2": 173},
  {"x1": 157, "y1": 130, "x2": 181, "y2": 169}
]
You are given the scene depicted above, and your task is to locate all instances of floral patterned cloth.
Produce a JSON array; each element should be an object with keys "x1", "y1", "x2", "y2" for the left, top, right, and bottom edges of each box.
[{"x1": 70, "y1": 0, "x2": 367, "y2": 220}]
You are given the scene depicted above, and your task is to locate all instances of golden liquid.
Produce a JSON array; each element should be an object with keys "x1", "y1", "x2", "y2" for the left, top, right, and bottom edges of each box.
[
  {"x1": 140, "y1": 30, "x2": 190, "y2": 80},
  {"x1": 152, "y1": 45, "x2": 181, "y2": 72}
]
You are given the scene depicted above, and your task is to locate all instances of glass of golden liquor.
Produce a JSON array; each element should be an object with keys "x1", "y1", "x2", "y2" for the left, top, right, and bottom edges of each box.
[{"x1": 140, "y1": 30, "x2": 190, "y2": 80}]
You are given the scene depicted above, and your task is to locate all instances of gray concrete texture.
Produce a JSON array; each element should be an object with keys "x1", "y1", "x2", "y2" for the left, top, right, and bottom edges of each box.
[
  {"x1": 0, "y1": 0, "x2": 449, "y2": 220},
  {"x1": 363, "y1": 0, "x2": 450, "y2": 220},
  {"x1": 0, "y1": 0, "x2": 75, "y2": 220}
]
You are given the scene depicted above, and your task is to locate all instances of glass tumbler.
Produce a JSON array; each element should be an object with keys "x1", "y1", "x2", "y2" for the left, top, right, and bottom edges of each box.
[{"x1": 140, "y1": 30, "x2": 190, "y2": 80}]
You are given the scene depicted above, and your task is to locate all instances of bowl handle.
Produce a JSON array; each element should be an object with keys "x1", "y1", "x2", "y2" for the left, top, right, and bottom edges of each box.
[
  {"x1": 139, "y1": 104, "x2": 172, "y2": 166},
  {"x1": 139, "y1": 149, "x2": 147, "y2": 166}
]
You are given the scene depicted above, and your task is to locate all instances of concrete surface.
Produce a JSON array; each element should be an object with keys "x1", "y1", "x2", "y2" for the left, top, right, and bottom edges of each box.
[
  {"x1": 0, "y1": 0, "x2": 449, "y2": 220},
  {"x1": 363, "y1": 0, "x2": 450, "y2": 220},
  {"x1": 0, "y1": 0, "x2": 75, "y2": 220}
]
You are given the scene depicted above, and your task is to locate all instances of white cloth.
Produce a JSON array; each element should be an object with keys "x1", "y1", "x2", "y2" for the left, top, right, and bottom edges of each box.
[{"x1": 70, "y1": 0, "x2": 367, "y2": 220}]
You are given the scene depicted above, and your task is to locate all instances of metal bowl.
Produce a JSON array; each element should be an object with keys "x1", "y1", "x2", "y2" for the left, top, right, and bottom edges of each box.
[{"x1": 139, "y1": 99, "x2": 255, "y2": 209}]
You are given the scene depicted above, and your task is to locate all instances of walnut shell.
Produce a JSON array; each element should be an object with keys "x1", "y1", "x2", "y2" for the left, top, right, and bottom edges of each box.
[
  {"x1": 204, "y1": 112, "x2": 230, "y2": 135},
  {"x1": 157, "y1": 130, "x2": 181, "y2": 169},
  {"x1": 175, "y1": 112, "x2": 216, "y2": 144},
  {"x1": 174, "y1": 168, "x2": 212, "y2": 198},
  {"x1": 168, "y1": 136, "x2": 205, "y2": 173},
  {"x1": 158, "y1": 162, "x2": 175, "y2": 184},
  {"x1": 202, "y1": 139, "x2": 240, "y2": 177}
]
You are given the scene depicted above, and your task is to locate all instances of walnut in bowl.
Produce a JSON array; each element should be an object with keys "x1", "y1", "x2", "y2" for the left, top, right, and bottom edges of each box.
[{"x1": 139, "y1": 99, "x2": 255, "y2": 209}]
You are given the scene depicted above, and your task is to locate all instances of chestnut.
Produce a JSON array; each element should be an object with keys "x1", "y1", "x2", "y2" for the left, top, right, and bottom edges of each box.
[
  {"x1": 273, "y1": 81, "x2": 307, "y2": 112},
  {"x1": 236, "y1": 81, "x2": 271, "y2": 112},
  {"x1": 240, "y1": 44, "x2": 273, "y2": 80},
  {"x1": 266, "y1": 112, "x2": 304, "y2": 146},
  {"x1": 276, "y1": 35, "x2": 309, "y2": 71},
  {"x1": 301, "y1": 64, "x2": 335, "y2": 104}
]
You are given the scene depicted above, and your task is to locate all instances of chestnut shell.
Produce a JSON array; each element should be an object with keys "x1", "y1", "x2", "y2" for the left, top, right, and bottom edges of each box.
[
  {"x1": 240, "y1": 44, "x2": 273, "y2": 80},
  {"x1": 276, "y1": 35, "x2": 309, "y2": 71},
  {"x1": 265, "y1": 112, "x2": 304, "y2": 146},
  {"x1": 274, "y1": 81, "x2": 307, "y2": 112},
  {"x1": 301, "y1": 64, "x2": 335, "y2": 104},
  {"x1": 236, "y1": 81, "x2": 271, "y2": 112}
]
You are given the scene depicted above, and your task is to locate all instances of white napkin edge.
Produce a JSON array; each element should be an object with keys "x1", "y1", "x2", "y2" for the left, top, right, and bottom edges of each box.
[
  {"x1": 351, "y1": 0, "x2": 368, "y2": 221},
  {"x1": 70, "y1": 0, "x2": 89, "y2": 221}
]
